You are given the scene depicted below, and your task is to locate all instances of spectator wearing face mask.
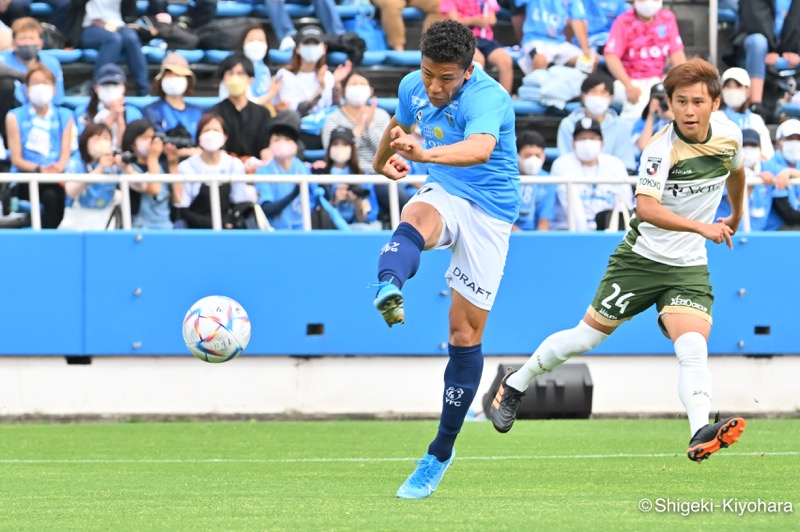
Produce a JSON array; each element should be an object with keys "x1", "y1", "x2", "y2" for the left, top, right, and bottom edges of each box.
[
  {"x1": 255, "y1": 121, "x2": 315, "y2": 230},
  {"x1": 715, "y1": 128, "x2": 774, "y2": 231},
  {"x1": 143, "y1": 54, "x2": 202, "y2": 144},
  {"x1": 117, "y1": 118, "x2": 180, "y2": 230},
  {"x1": 757, "y1": 119, "x2": 800, "y2": 230},
  {"x1": 0, "y1": 17, "x2": 65, "y2": 106},
  {"x1": 550, "y1": 117, "x2": 634, "y2": 230},
  {"x1": 273, "y1": 26, "x2": 352, "y2": 118},
  {"x1": 175, "y1": 113, "x2": 249, "y2": 229},
  {"x1": 74, "y1": 63, "x2": 142, "y2": 150},
  {"x1": 515, "y1": 130, "x2": 556, "y2": 231},
  {"x1": 5, "y1": 64, "x2": 73, "y2": 228},
  {"x1": 604, "y1": 0, "x2": 686, "y2": 123},
  {"x1": 313, "y1": 126, "x2": 381, "y2": 230},
  {"x1": 321, "y1": 72, "x2": 391, "y2": 172},
  {"x1": 711, "y1": 67, "x2": 774, "y2": 160},
  {"x1": 225, "y1": 22, "x2": 288, "y2": 112},
  {"x1": 557, "y1": 73, "x2": 635, "y2": 172},
  {"x1": 632, "y1": 82, "x2": 673, "y2": 161}
]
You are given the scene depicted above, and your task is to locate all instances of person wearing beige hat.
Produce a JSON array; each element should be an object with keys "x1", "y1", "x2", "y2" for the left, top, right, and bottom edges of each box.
[
  {"x1": 142, "y1": 53, "x2": 203, "y2": 158},
  {"x1": 712, "y1": 67, "x2": 774, "y2": 160}
]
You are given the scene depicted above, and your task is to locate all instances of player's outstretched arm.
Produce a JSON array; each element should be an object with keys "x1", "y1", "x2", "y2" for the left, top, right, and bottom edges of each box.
[
  {"x1": 636, "y1": 194, "x2": 735, "y2": 249},
  {"x1": 394, "y1": 133, "x2": 496, "y2": 168}
]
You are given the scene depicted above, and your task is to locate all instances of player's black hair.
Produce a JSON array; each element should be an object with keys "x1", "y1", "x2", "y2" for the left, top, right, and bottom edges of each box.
[
  {"x1": 419, "y1": 20, "x2": 476, "y2": 71},
  {"x1": 516, "y1": 130, "x2": 546, "y2": 151},
  {"x1": 580, "y1": 73, "x2": 614, "y2": 94}
]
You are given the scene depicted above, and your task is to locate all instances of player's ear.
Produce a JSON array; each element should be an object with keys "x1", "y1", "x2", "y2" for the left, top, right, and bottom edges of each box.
[
  {"x1": 711, "y1": 95, "x2": 721, "y2": 112},
  {"x1": 464, "y1": 64, "x2": 475, "y2": 80}
]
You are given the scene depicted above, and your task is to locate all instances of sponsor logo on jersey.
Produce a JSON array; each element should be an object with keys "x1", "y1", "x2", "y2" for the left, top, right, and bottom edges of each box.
[
  {"x1": 412, "y1": 95, "x2": 428, "y2": 108},
  {"x1": 667, "y1": 182, "x2": 723, "y2": 197},
  {"x1": 416, "y1": 186, "x2": 433, "y2": 196},
  {"x1": 444, "y1": 111, "x2": 455, "y2": 128},
  {"x1": 415, "y1": 110, "x2": 423, "y2": 123},
  {"x1": 450, "y1": 266, "x2": 492, "y2": 299},
  {"x1": 433, "y1": 126, "x2": 444, "y2": 139},
  {"x1": 380, "y1": 242, "x2": 400, "y2": 255},
  {"x1": 670, "y1": 294, "x2": 708, "y2": 313},
  {"x1": 646, "y1": 157, "x2": 661, "y2": 176}
]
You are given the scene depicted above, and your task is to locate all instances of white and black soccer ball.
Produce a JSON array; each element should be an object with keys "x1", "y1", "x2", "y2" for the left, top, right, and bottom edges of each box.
[{"x1": 182, "y1": 296, "x2": 251, "y2": 363}]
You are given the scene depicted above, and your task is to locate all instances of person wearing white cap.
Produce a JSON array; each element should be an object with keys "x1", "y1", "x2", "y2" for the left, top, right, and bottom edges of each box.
[
  {"x1": 712, "y1": 67, "x2": 774, "y2": 160},
  {"x1": 757, "y1": 118, "x2": 800, "y2": 230}
]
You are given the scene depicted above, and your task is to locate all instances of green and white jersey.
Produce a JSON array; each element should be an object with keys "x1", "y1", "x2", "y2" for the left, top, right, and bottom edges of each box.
[{"x1": 627, "y1": 115, "x2": 743, "y2": 267}]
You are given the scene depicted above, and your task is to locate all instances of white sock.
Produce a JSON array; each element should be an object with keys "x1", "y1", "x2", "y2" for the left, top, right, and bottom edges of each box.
[
  {"x1": 507, "y1": 321, "x2": 608, "y2": 392},
  {"x1": 675, "y1": 332, "x2": 712, "y2": 436}
]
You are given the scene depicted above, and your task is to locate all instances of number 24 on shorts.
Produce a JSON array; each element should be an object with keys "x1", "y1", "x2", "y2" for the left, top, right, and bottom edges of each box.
[{"x1": 601, "y1": 283, "x2": 635, "y2": 314}]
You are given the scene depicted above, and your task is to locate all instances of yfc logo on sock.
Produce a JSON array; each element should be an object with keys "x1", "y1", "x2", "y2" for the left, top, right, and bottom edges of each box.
[
  {"x1": 445, "y1": 387, "x2": 464, "y2": 406},
  {"x1": 380, "y1": 242, "x2": 400, "y2": 255}
]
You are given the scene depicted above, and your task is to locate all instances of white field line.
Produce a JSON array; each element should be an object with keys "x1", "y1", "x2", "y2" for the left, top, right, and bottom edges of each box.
[{"x1": 0, "y1": 452, "x2": 798, "y2": 464}]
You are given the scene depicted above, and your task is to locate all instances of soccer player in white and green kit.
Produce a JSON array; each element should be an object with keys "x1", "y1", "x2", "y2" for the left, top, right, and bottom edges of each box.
[{"x1": 488, "y1": 58, "x2": 748, "y2": 462}]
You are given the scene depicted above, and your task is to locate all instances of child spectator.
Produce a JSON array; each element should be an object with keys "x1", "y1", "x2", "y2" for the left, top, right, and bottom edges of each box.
[
  {"x1": 372, "y1": 0, "x2": 444, "y2": 51},
  {"x1": 0, "y1": 17, "x2": 65, "y2": 106},
  {"x1": 321, "y1": 72, "x2": 390, "y2": 171},
  {"x1": 175, "y1": 113, "x2": 249, "y2": 229},
  {"x1": 255, "y1": 121, "x2": 316, "y2": 230},
  {"x1": 314, "y1": 126, "x2": 381, "y2": 230},
  {"x1": 118, "y1": 118, "x2": 180, "y2": 230},
  {"x1": 515, "y1": 0, "x2": 594, "y2": 75},
  {"x1": 74, "y1": 63, "x2": 142, "y2": 150},
  {"x1": 5, "y1": 64, "x2": 73, "y2": 228},
  {"x1": 712, "y1": 67, "x2": 774, "y2": 160},
  {"x1": 439, "y1": 0, "x2": 514, "y2": 93},
  {"x1": 515, "y1": 130, "x2": 556, "y2": 231},
  {"x1": 557, "y1": 73, "x2": 634, "y2": 171},
  {"x1": 632, "y1": 82, "x2": 673, "y2": 161},
  {"x1": 604, "y1": 0, "x2": 685, "y2": 123},
  {"x1": 550, "y1": 117, "x2": 633, "y2": 230}
]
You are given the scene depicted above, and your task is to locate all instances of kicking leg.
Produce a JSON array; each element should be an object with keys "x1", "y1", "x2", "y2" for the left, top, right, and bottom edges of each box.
[
  {"x1": 374, "y1": 202, "x2": 442, "y2": 326},
  {"x1": 488, "y1": 312, "x2": 612, "y2": 433}
]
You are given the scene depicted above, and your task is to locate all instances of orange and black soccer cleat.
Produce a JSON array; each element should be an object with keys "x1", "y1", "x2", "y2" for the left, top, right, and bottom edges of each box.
[{"x1": 687, "y1": 413, "x2": 746, "y2": 462}]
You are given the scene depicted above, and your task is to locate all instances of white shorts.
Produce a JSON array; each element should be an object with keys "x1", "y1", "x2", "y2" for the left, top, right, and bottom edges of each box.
[
  {"x1": 613, "y1": 77, "x2": 663, "y2": 123},
  {"x1": 522, "y1": 40, "x2": 583, "y2": 67},
  {"x1": 405, "y1": 183, "x2": 512, "y2": 311}
]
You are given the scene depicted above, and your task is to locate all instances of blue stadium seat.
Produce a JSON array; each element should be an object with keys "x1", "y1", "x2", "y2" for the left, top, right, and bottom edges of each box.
[
  {"x1": 269, "y1": 50, "x2": 293, "y2": 65},
  {"x1": 168, "y1": 3, "x2": 189, "y2": 16},
  {"x1": 174, "y1": 50, "x2": 205, "y2": 63},
  {"x1": 401, "y1": 7, "x2": 425, "y2": 20},
  {"x1": 30, "y1": 2, "x2": 53, "y2": 16},
  {"x1": 143, "y1": 46, "x2": 167, "y2": 65},
  {"x1": 40, "y1": 49, "x2": 83, "y2": 64},
  {"x1": 361, "y1": 51, "x2": 388, "y2": 66},
  {"x1": 335, "y1": 4, "x2": 376, "y2": 18},
  {"x1": 136, "y1": 0, "x2": 147, "y2": 14},
  {"x1": 328, "y1": 51, "x2": 348, "y2": 65},
  {"x1": 544, "y1": 147, "x2": 559, "y2": 163},
  {"x1": 781, "y1": 104, "x2": 800, "y2": 118},
  {"x1": 304, "y1": 148, "x2": 326, "y2": 161},
  {"x1": 125, "y1": 96, "x2": 159, "y2": 110},
  {"x1": 376, "y1": 97, "x2": 398, "y2": 114},
  {"x1": 203, "y1": 50, "x2": 232, "y2": 64},
  {"x1": 718, "y1": 8, "x2": 737, "y2": 24},
  {"x1": 60, "y1": 96, "x2": 88, "y2": 110},
  {"x1": 513, "y1": 100, "x2": 549, "y2": 115},
  {"x1": 215, "y1": 1, "x2": 253, "y2": 16},
  {"x1": 384, "y1": 50, "x2": 421, "y2": 66},
  {"x1": 184, "y1": 96, "x2": 221, "y2": 110}
]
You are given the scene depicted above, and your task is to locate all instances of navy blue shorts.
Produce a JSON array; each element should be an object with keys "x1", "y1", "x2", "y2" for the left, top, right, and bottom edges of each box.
[{"x1": 476, "y1": 37, "x2": 502, "y2": 59}]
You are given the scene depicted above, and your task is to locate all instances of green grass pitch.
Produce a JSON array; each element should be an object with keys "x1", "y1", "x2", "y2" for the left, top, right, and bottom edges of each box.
[{"x1": 1, "y1": 419, "x2": 798, "y2": 531}]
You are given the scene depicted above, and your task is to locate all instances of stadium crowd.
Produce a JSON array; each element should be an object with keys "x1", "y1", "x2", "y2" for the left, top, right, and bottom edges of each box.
[{"x1": 0, "y1": 0, "x2": 798, "y2": 231}]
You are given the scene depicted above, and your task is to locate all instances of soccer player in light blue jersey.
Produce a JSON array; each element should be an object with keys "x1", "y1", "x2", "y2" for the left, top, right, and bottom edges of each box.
[{"x1": 370, "y1": 20, "x2": 520, "y2": 499}]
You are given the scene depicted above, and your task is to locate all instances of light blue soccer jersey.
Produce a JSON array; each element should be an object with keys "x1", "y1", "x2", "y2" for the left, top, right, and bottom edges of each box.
[
  {"x1": 394, "y1": 67, "x2": 520, "y2": 223},
  {"x1": 515, "y1": 0, "x2": 588, "y2": 45}
]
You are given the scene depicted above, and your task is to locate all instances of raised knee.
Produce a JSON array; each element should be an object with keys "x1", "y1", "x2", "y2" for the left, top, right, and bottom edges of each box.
[{"x1": 744, "y1": 33, "x2": 768, "y2": 51}]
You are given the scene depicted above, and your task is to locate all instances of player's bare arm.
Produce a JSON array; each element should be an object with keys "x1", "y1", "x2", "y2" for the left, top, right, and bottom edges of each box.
[
  {"x1": 636, "y1": 194, "x2": 734, "y2": 249},
  {"x1": 373, "y1": 115, "x2": 412, "y2": 179},
  {"x1": 391, "y1": 128, "x2": 496, "y2": 167},
  {"x1": 719, "y1": 165, "x2": 746, "y2": 232}
]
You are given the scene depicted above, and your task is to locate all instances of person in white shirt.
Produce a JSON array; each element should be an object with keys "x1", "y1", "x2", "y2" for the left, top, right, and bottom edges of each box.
[
  {"x1": 550, "y1": 117, "x2": 634, "y2": 230},
  {"x1": 273, "y1": 26, "x2": 351, "y2": 117}
]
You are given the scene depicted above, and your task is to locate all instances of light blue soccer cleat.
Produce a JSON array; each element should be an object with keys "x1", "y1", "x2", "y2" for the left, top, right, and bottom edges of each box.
[
  {"x1": 371, "y1": 280, "x2": 405, "y2": 327},
  {"x1": 396, "y1": 450, "x2": 455, "y2": 499}
]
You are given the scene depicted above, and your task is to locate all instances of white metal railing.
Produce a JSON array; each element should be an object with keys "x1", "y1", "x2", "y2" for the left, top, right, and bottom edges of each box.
[{"x1": 0, "y1": 172, "x2": 793, "y2": 232}]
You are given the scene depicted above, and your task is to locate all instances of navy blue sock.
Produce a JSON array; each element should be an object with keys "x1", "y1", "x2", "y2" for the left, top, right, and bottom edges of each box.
[
  {"x1": 377, "y1": 222, "x2": 425, "y2": 290},
  {"x1": 428, "y1": 344, "x2": 484, "y2": 462}
]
